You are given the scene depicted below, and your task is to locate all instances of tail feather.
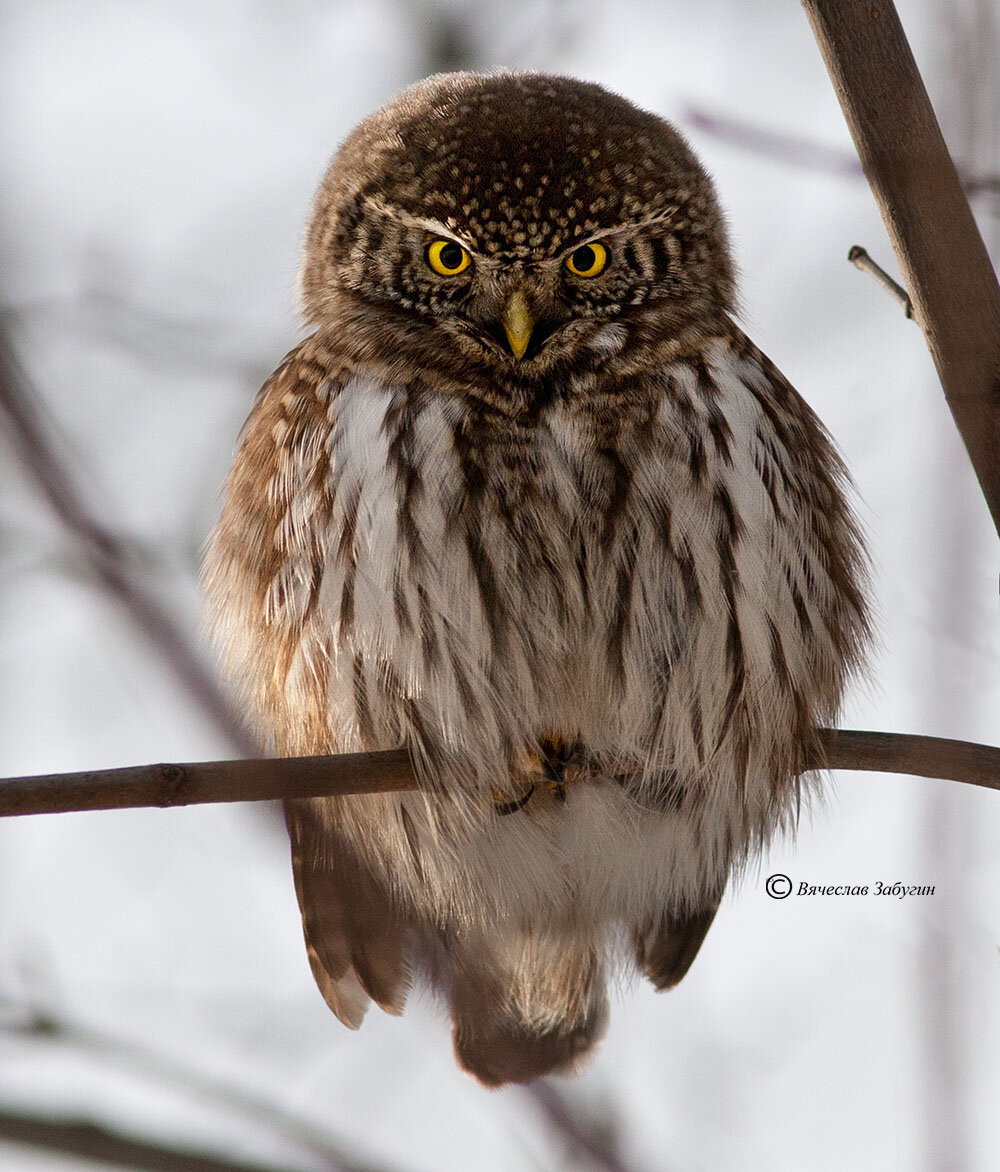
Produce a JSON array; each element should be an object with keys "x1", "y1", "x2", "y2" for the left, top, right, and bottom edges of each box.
[
  {"x1": 286, "y1": 799, "x2": 719, "y2": 1084},
  {"x1": 446, "y1": 933, "x2": 609, "y2": 1087},
  {"x1": 286, "y1": 799, "x2": 410, "y2": 1027},
  {"x1": 304, "y1": 942, "x2": 370, "y2": 1030}
]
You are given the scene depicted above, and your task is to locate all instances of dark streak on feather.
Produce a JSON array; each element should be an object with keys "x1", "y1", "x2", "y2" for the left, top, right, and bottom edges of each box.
[
  {"x1": 607, "y1": 522, "x2": 638, "y2": 688},
  {"x1": 675, "y1": 535, "x2": 702, "y2": 614},
  {"x1": 416, "y1": 584, "x2": 442, "y2": 671},
  {"x1": 352, "y1": 653, "x2": 376, "y2": 749},
  {"x1": 399, "y1": 803, "x2": 424, "y2": 881},
  {"x1": 693, "y1": 358, "x2": 733, "y2": 466}
]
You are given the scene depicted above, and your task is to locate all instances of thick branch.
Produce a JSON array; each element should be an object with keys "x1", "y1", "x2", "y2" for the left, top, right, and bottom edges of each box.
[
  {"x1": 0, "y1": 731, "x2": 997, "y2": 818},
  {"x1": 802, "y1": 0, "x2": 1000, "y2": 536}
]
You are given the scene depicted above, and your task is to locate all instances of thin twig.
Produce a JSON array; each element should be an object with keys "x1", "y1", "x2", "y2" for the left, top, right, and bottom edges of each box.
[
  {"x1": 0, "y1": 730, "x2": 997, "y2": 818},
  {"x1": 525, "y1": 1082, "x2": 638, "y2": 1172},
  {"x1": 684, "y1": 105, "x2": 864, "y2": 178},
  {"x1": 0, "y1": 329, "x2": 255, "y2": 756},
  {"x1": 684, "y1": 104, "x2": 1000, "y2": 198},
  {"x1": 0, "y1": 749, "x2": 415, "y2": 817},
  {"x1": 814, "y1": 729, "x2": 1000, "y2": 789},
  {"x1": 847, "y1": 245, "x2": 915, "y2": 317}
]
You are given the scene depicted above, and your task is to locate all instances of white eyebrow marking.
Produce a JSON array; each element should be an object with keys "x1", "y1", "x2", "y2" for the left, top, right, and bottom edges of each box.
[
  {"x1": 362, "y1": 198, "x2": 682, "y2": 268},
  {"x1": 362, "y1": 197, "x2": 478, "y2": 251},
  {"x1": 555, "y1": 208, "x2": 681, "y2": 259}
]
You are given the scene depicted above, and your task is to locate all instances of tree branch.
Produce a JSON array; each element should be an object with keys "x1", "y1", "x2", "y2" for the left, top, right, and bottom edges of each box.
[
  {"x1": 0, "y1": 1107, "x2": 325, "y2": 1172},
  {"x1": 683, "y1": 103, "x2": 1000, "y2": 200},
  {"x1": 802, "y1": 0, "x2": 1000, "y2": 537},
  {"x1": 0, "y1": 749, "x2": 416, "y2": 817},
  {"x1": 815, "y1": 729, "x2": 1000, "y2": 790},
  {"x1": 0, "y1": 730, "x2": 996, "y2": 818},
  {"x1": 847, "y1": 245, "x2": 914, "y2": 317},
  {"x1": 0, "y1": 997, "x2": 402, "y2": 1172},
  {"x1": 525, "y1": 1082, "x2": 639, "y2": 1172},
  {"x1": 0, "y1": 330, "x2": 255, "y2": 756}
]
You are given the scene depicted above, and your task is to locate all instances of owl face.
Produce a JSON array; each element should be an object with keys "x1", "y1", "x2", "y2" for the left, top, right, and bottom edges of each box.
[{"x1": 300, "y1": 72, "x2": 735, "y2": 384}]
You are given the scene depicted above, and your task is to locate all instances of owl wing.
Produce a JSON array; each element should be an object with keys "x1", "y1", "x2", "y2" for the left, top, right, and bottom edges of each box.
[
  {"x1": 204, "y1": 339, "x2": 413, "y2": 1027},
  {"x1": 286, "y1": 798, "x2": 410, "y2": 1028},
  {"x1": 628, "y1": 325, "x2": 867, "y2": 993},
  {"x1": 632, "y1": 896, "x2": 723, "y2": 991}
]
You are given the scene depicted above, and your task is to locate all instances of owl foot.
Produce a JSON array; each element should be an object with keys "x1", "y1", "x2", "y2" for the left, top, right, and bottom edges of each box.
[
  {"x1": 497, "y1": 734, "x2": 590, "y2": 814},
  {"x1": 492, "y1": 785, "x2": 535, "y2": 817}
]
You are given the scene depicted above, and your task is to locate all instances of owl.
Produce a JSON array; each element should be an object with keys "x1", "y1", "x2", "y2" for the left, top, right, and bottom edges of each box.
[{"x1": 204, "y1": 71, "x2": 869, "y2": 1086}]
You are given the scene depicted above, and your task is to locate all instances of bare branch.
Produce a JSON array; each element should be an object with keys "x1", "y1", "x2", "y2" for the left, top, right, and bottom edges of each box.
[
  {"x1": 0, "y1": 731, "x2": 997, "y2": 818},
  {"x1": 0, "y1": 749, "x2": 416, "y2": 817},
  {"x1": 0, "y1": 997, "x2": 401, "y2": 1172},
  {"x1": 684, "y1": 105, "x2": 864, "y2": 178},
  {"x1": 802, "y1": 0, "x2": 1000, "y2": 537},
  {"x1": 847, "y1": 245, "x2": 915, "y2": 317},
  {"x1": 814, "y1": 729, "x2": 1000, "y2": 790},
  {"x1": 525, "y1": 1082, "x2": 640, "y2": 1172},
  {"x1": 0, "y1": 330, "x2": 255, "y2": 756},
  {"x1": 0, "y1": 1106, "x2": 314, "y2": 1172}
]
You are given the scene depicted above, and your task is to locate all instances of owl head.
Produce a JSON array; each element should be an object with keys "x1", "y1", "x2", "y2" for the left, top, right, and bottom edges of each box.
[{"x1": 300, "y1": 71, "x2": 734, "y2": 384}]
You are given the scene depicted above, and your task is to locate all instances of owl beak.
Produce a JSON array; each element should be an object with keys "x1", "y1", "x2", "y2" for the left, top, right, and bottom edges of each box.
[{"x1": 502, "y1": 290, "x2": 534, "y2": 360}]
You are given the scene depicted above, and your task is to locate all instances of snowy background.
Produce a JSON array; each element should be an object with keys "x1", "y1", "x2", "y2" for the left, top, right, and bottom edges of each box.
[{"x1": 1, "y1": 1, "x2": 998, "y2": 1170}]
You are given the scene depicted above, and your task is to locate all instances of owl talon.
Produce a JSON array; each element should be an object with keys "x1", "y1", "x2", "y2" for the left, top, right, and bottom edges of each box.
[
  {"x1": 545, "y1": 779, "x2": 567, "y2": 802},
  {"x1": 542, "y1": 745, "x2": 571, "y2": 801},
  {"x1": 493, "y1": 785, "x2": 535, "y2": 817}
]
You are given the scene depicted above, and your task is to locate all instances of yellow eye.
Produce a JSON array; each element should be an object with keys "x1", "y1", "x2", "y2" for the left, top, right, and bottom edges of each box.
[
  {"x1": 427, "y1": 239, "x2": 472, "y2": 276},
  {"x1": 565, "y1": 241, "x2": 608, "y2": 278}
]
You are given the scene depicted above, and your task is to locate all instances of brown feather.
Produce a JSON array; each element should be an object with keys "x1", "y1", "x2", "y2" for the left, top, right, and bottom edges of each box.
[
  {"x1": 286, "y1": 799, "x2": 409, "y2": 1026},
  {"x1": 634, "y1": 899, "x2": 722, "y2": 991},
  {"x1": 453, "y1": 1008, "x2": 608, "y2": 1089},
  {"x1": 446, "y1": 934, "x2": 609, "y2": 1087}
]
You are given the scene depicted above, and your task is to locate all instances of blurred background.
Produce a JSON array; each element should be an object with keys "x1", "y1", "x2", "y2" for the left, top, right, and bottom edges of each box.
[{"x1": 0, "y1": 1, "x2": 998, "y2": 1169}]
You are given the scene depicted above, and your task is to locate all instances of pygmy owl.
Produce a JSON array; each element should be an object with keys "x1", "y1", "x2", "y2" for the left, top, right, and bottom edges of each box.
[{"x1": 205, "y1": 72, "x2": 869, "y2": 1086}]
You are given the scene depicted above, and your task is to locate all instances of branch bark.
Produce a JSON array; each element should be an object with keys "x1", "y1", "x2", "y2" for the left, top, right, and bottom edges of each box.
[
  {"x1": 802, "y1": 0, "x2": 1000, "y2": 536},
  {"x1": 0, "y1": 749, "x2": 416, "y2": 817},
  {"x1": 1, "y1": 730, "x2": 997, "y2": 818}
]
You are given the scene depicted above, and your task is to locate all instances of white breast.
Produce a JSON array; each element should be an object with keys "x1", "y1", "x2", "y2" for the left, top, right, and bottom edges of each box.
[{"x1": 306, "y1": 340, "x2": 831, "y2": 802}]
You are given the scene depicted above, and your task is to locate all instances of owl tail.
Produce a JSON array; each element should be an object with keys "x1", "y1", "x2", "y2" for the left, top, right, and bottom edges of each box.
[{"x1": 445, "y1": 930, "x2": 609, "y2": 1088}]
